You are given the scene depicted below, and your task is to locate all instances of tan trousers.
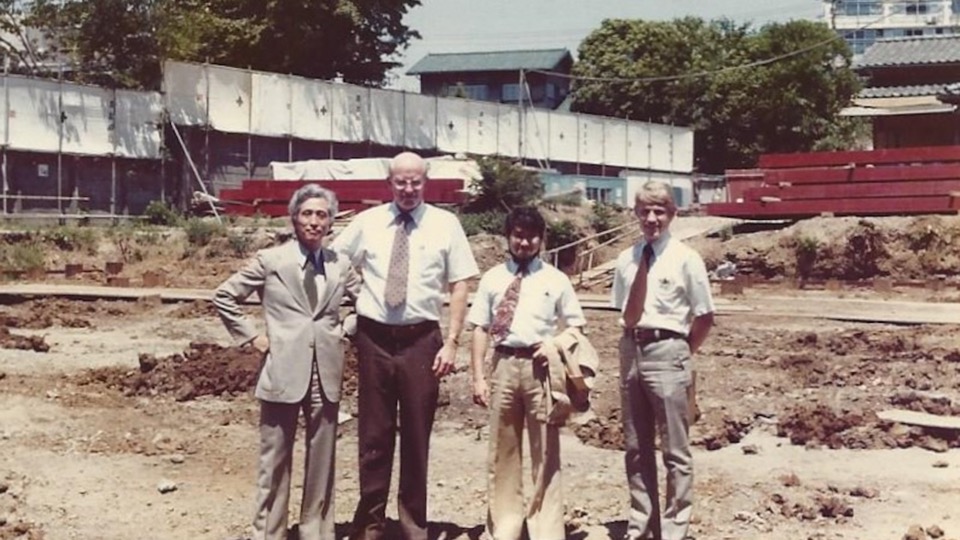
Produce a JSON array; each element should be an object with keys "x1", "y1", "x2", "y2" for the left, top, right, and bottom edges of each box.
[
  {"x1": 254, "y1": 362, "x2": 339, "y2": 540},
  {"x1": 486, "y1": 353, "x2": 564, "y2": 540}
]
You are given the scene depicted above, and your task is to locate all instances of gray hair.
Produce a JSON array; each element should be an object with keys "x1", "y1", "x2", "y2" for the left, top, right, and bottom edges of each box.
[
  {"x1": 288, "y1": 184, "x2": 339, "y2": 221},
  {"x1": 635, "y1": 180, "x2": 677, "y2": 215}
]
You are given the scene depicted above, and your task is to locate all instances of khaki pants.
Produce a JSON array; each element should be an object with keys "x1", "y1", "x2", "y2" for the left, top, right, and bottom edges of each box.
[{"x1": 486, "y1": 353, "x2": 564, "y2": 540}]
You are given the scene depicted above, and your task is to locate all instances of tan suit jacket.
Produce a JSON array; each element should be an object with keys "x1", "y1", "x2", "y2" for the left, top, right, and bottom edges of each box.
[{"x1": 214, "y1": 239, "x2": 358, "y2": 403}]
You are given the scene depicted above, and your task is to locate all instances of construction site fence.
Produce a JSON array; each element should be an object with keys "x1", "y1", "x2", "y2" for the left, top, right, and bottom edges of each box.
[{"x1": 163, "y1": 60, "x2": 694, "y2": 173}]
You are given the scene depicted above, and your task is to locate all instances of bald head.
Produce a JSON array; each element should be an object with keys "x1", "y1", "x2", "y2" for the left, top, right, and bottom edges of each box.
[{"x1": 388, "y1": 152, "x2": 428, "y2": 212}]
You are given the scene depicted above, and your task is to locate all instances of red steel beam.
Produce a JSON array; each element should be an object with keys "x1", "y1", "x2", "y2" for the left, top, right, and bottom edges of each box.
[
  {"x1": 744, "y1": 179, "x2": 960, "y2": 201},
  {"x1": 705, "y1": 196, "x2": 956, "y2": 218},
  {"x1": 758, "y1": 146, "x2": 960, "y2": 169},
  {"x1": 763, "y1": 163, "x2": 960, "y2": 185}
]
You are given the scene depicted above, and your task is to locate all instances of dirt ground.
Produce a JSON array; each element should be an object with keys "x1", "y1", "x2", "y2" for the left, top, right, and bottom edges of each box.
[{"x1": 1, "y1": 215, "x2": 960, "y2": 540}]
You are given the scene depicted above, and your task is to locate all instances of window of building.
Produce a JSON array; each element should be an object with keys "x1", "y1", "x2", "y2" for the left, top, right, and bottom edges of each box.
[
  {"x1": 839, "y1": 1, "x2": 882, "y2": 16},
  {"x1": 586, "y1": 187, "x2": 614, "y2": 204},
  {"x1": 445, "y1": 83, "x2": 488, "y2": 101},
  {"x1": 905, "y1": 28, "x2": 925, "y2": 36},
  {"x1": 502, "y1": 83, "x2": 523, "y2": 102}
]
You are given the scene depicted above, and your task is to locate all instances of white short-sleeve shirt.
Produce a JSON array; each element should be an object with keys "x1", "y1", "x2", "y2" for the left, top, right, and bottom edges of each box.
[
  {"x1": 611, "y1": 232, "x2": 714, "y2": 335},
  {"x1": 332, "y1": 202, "x2": 479, "y2": 325},
  {"x1": 468, "y1": 258, "x2": 586, "y2": 347}
]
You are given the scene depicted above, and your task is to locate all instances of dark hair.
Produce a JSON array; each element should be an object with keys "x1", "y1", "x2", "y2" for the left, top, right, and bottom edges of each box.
[{"x1": 504, "y1": 206, "x2": 546, "y2": 238}]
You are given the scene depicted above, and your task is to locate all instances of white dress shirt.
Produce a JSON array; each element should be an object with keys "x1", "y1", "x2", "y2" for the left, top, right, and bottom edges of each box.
[
  {"x1": 332, "y1": 202, "x2": 479, "y2": 325},
  {"x1": 468, "y1": 257, "x2": 586, "y2": 347},
  {"x1": 611, "y1": 232, "x2": 714, "y2": 334}
]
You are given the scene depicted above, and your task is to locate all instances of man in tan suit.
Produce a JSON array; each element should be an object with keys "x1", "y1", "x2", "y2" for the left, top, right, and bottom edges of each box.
[{"x1": 214, "y1": 184, "x2": 358, "y2": 540}]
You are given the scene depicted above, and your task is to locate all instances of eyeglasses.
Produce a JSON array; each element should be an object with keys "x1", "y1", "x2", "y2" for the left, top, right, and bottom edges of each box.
[{"x1": 390, "y1": 178, "x2": 425, "y2": 189}]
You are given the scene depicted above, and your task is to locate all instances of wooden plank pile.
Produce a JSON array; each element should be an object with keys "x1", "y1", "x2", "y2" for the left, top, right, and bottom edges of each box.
[
  {"x1": 707, "y1": 146, "x2": 960, "y2": 219},
  {"x1": 218, "y1": 179, "x2": 466, "y2": 217}
]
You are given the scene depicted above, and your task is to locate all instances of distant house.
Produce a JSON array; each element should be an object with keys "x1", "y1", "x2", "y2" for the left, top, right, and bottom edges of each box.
[
  {"x1": 845, "y1": 35, "x2": 960, "y2": 148},
  {"x1": 407, "y1": 48, "x2": 573, "y2": 109}
]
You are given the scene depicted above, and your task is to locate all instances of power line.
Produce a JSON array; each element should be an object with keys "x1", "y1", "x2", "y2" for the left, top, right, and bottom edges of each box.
[{"x1": 528, "y1": 11, "x2": 892, "y2": 85}]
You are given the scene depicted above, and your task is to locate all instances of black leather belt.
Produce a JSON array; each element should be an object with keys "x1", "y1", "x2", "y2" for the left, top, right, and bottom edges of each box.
[
  {"x1": 494, "y1": 345, "x2": 538, "y2": 358},
  {"x1": 358, "y1": 316, "x2": 438, "y2": 341},
  {"x1": 626, "y1": 327, "x2": 686, "y2": 347}
]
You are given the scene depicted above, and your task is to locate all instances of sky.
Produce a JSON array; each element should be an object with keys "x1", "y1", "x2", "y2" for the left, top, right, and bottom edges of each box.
[{"x1": 389, "y1": 0, "x2": 824, "y2": 90}]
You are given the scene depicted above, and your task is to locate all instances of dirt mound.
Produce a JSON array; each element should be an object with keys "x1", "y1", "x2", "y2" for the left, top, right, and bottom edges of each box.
[
  {"x1": 573, "y1": 411, "x2": 624, "y2": 450},
  {"x1": 0, "y1": 327, "x2": 49, "y2": 352},
  {"x1": 777, "y1": 404, "x2": 960, "y2": 451},
  {"x1": 696, "y1": 215, "x2": 960, "y2": 280},
  {"x1": 78, "y1": 342, "x2": 261, "y2": 401},
  {"x1": 0, "y1": 298, "x2": 146, "y2": 329},
  {"x1": 168, "y1": 300, "x2": 219, "y2": 319}
]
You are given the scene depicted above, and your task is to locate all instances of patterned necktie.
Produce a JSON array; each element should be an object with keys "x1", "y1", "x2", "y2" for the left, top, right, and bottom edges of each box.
[
  {"x1": 385, "y1": 212, "x2": 412, "y2": 308},
  {"x1": 489, "y1": 264, "x2": 526, "y2": 344},
  {"x1": 622, "y1": 244, "x2": 655, "y2": 329},
  {"x1": 304, "y1": 252, "x2": 319, "y2": 311}
]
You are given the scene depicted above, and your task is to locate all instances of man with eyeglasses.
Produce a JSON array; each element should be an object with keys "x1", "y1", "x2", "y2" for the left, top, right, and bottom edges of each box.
[{"x1": 332, "y1": 151, "x2": 479, "y2": 540}]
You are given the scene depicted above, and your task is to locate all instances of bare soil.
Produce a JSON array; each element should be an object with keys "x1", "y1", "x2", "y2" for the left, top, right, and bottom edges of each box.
[{"x1": 0, "y1": 215, "x2": 959, "y2": 540}]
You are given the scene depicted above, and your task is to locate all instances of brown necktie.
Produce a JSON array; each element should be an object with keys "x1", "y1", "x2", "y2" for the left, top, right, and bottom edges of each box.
[
  {"x1": 384, "y1": 212, "x2": 412, "y2": 308},
  {"x1": 304, "y1": 252, "x2": 319, "y2": 311},
  {"x1": 622, "y1": 244, "x2": 654, "y2": 328},
  {"x1": 489, "y1": 266, "x2": 525, "y2": 344}
]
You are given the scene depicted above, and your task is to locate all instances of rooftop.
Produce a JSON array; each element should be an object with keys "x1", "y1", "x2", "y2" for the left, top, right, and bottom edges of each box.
[
  {"x1": 407, "y1": 48, "x2": 572, "y2": 75},
  {"x1": 857, "y1": 35, "x2": 960, "y2": 68}
]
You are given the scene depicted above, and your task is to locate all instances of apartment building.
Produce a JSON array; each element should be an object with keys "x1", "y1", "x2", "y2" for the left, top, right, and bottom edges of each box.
[{"x1": 824, "y1": 1, "x2": 960, "y2": 54}]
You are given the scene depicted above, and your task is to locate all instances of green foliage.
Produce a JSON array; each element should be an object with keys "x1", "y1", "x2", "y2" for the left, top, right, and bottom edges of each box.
[
  {"x1": 589, "y1": 203, "x2": 625, "y2": 241},
  {"x1": 793, "y1": 235, "x2": 819, "y2": 280},
  {"x1": 143, "y1": 200, "x2": 182, "y2": 226},
  {"x1": 1, "y1": 242, "x2": 46, "y2": 272},
  {"x1": 546, "y1": 219, "x2": 581, "y2": 250},
  {"x1": 572, "y1": 18, "x2": 860, "y2": 174},
  {"x1": 22, "y1": 0, "x2": 421, "y2": 89},
  {"x1": 183, "y1": 218, "x2": 225, "y2": 247},
  {"x1": 466, "y1": 157, "x2": 544, "y2": 213},
  {"x1": 458, "y1": 211, "x2": 506, "y2": 237},
  {"x1": 844, "y1": 220, "x2": 886, "y2": 279},
  {"x1": 227, "y1": 230, "x2": 253, "y2": 258},
  {"x1": 42, "y1": 226, "x2": 99, "y2": 254}
]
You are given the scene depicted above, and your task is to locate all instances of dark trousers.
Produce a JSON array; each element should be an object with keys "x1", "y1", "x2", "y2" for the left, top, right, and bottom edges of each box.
[{"x1": 351, "y1": 317, "x2": 442, "y2": 540}]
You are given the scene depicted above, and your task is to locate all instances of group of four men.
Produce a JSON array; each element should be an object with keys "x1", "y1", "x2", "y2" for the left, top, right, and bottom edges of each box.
[{"x1": 214, "y1": 151, "x2": 715, "y2": 540}]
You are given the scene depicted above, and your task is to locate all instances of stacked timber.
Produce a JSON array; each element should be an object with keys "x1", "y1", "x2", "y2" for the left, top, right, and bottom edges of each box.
[{"x1": 707, "y1": 146, "x2": 960, "y2": 219}]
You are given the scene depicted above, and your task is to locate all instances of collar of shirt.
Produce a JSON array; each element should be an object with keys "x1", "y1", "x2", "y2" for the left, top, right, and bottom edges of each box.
[
  {"x1": 389, "y1": 201, "x2": 426, "y2": 227},
  {"x1": 639, "y1": 231, "x2": 672, "y2": 262},
  {"x1": 506, "y1": 256, "x2": 542, "y2": 276},
  {"x1": 297, "y1": 244, "x2": 326, "y2": 275}
]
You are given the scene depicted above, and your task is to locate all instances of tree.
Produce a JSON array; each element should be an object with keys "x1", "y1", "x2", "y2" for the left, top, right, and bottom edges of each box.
[
  {"x1": 22, "y1": 0, "x2": 421, "y2": 89},
  {"x1": 572, "y1": 18, "x2": 862, "y2": 174}
]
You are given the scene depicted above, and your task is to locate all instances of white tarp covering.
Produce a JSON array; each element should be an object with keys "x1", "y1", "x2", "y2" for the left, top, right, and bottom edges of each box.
[
  {"x1": 522, "y1": 109, "x2": 550, "y2": 161},
  {"x1": 60, "y1": 84, "x2": 113, "y2": 155},
  {"x1": 114, "y1": 90, "x2": 162, "y2": 159},
  {"x1": 649, "y1": 123, "x2": 673, "y2": 171},
  {"x1": 271, "y1": 158, "x2": 389, "y2": 180},
  {"x1": 251, "y1": 72, "x2": 291, "y2": 137},
  {"x1": 368, "y1": 88, "x2": 404, "y2": 146},
  {"x1": 290, "y1": 76, "x2": 332, "y2": 141},
  {"x1": 7, "y1": 76, "x2": 61, "y2": 152},
  {"x1": 604, "y1": 118, "x2": 628, "y2": 168},
  {"x1": 626, "y1": 122, "x2": 652, "y2": 170},
  {"x1": 496, "y1": 105, "x2": 520, "y2": 157},
  {"x1": 467, "y1": 101, "x2": 500, "y2": 156},
  {"x1": 404, "y1": 93, "x2": 436, "y2": 149},
  {"x1": 330, "y1": 83, "x2": 367, "y2": 143},
  {"x1": 207, "y1": 65, "x2": 251, "y2": 134},
  {"x1": 270, "y1": 156, "x2": 479, "y2": 183},
  {"x1": 436, "y1": 98, "x2": 469, "y2": 153},
  {"x1": 163, "y1": 60, "x2": 207, "y2": 125},
  {"x1": 548, "y1": 111, "x2": 578, "y2": 162},
  {"x1": 672, "y1": 127, "x2": 694, "y2": 173},
  {"x1": 579, "y1": 116, "x2": 605, "y2": 165}
]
